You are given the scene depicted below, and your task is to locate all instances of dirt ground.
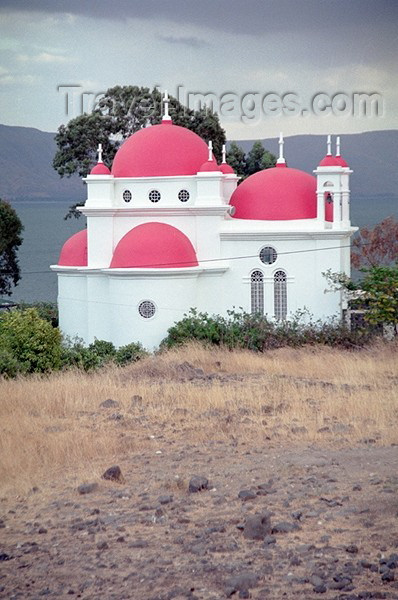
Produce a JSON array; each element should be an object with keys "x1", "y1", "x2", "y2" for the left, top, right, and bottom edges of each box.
[
  {"x1": 1, "y1": 345, "x2": 398, "y2": 599},
  {"x1": 1, "y1": 439, "x2": 398, "y2": 599}
]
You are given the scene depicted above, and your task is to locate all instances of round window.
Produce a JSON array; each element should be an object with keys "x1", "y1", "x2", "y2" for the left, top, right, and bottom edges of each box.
[
  {"x1": 178, "y1": 189, "x2": 190, "y2": 202},
  {"x1": 123, "y1": 190, "x2": 132, "y2": 203},
  {"x1": 259, "y1": 246, "x2": 277, "y2": 265},
  {"x1": 149, "y1": 190, "x2": 161, "y2": 203},
  {"x1": 138, "y1": 300, "x2": 156, "y2": 319}
]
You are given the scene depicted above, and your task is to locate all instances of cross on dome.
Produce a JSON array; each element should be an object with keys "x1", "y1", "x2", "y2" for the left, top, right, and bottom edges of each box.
[
  {"x1": 222, "y1": 144, "x2": 227, "y2": 164},
  {"x1": 97, "y1": 143, "x2": 103, "y2": 163},
  {"x1": 162, "y1": 90, "x2": 172, "y2": 122},
  {"x1": 208, "y1": 140, "x2": 213, "y2": 161},
  {"x1": 326, "y1": 134, "x2": 332, "y2": 156},
  {"x1": 277, "y1": 132, "x2": 286, "y2": 165},
  {"x1": 336, "y1": 136, "x2": 341, "y2": 157}
]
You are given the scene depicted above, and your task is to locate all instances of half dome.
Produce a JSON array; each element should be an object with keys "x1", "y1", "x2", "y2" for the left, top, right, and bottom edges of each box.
[
  {"x1": 111, "y1": 122, "x2": 210, "y2": 178},
  {"x1": 58, "y1": 230, "x2": 87, "y2": 266},
  {"x1": 229, "y1": 167, "x2": 317, "y2": 220},
  {"x1": 90, "y1": 162, "x2": 111, "y2": 175},
  {"x1": 110, "y1": 222, "x2": 199, "y2": 268}
]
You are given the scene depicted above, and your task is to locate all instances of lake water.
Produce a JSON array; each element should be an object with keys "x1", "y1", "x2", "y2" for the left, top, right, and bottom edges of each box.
[{"x1": 7, "y1": 195, "x2": 397, "y2": 303}]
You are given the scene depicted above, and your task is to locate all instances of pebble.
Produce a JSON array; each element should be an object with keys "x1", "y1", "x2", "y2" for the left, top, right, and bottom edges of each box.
[
  {"x1": 77, "y1": 483, "x2": 99, "y2": 495},
  {"x1": 188, "y1": 476, "x2": 209, "y2": 493},
  {"x1": 101, "y1": 465, "x2": 124, "y2": 483}
]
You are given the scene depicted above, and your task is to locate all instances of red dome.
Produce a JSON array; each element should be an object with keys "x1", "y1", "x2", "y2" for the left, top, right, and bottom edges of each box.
[
  {"x1": 335, "y1": 156, "x2": 348, "y2": 167},
  {"x1": 319, "y1": 155, "x2": 340, "y2": 167},
  {"x1": 111, "y1": 122, "x2": 210, "y2": 177},
  {"x1": 90, "y1": 162, "x2": 111, "y2": 175},
  {"x1": 219, "y1": 163, "x2": 235, "y2": 174},
  {"x1": 110, "y1": 222, "x2": 198, "y2": 268},
  {"x1": 230, "y1": 167, "x2": 317, "y2": 220},
  {"x1": 198, "y1": 159, "x2": 221, "y2": 172},
  {"x1": 58, "y1": 230, "x2": 87, "y2": 266}
]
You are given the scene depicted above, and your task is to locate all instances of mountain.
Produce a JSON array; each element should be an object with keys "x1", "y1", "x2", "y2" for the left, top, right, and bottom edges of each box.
[
  {"x1": 0, "y1": 124, "x2": 397, "y2": 220},
  {"x1": 0, "y1": 124, "x2": 83, "y2": 201}
]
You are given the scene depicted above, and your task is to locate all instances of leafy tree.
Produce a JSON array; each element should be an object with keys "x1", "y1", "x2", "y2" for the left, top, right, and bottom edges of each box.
[
  {"x1": 359, "y1": 265, "x2": 398, "y2": 333},
  {"x1": 351, "y1": 216, "x2": 398, "y2": 268},
  {"x1": 246, "y1": 141, "x2": 276, "y2": 176},
  {"x1": 0, "y1": 199, "x2": 23, "y2": 296},
  {"x1": 53, "y1": 86, "x2": 226, "y2": 179},
  {"x1": 226, "y1": 142, "x2": 246, "y2": 178}
]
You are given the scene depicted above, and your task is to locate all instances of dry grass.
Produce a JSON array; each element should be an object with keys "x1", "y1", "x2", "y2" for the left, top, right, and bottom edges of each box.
[{"x1": 0, "y1": 341, "x2": 397, "y2": 495}]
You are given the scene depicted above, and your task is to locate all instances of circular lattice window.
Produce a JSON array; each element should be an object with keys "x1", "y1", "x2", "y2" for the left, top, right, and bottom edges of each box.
[
  {"x1": 138, "y1": 300, "x2": 156, "y2": 319},
  {"x1": 149, "y1": 190, "x2": 161, "y2": 203},
  {"x1": 259, "y1": 246, "x2": 277, "y2": 265},
  {"x1": 178, "y1": 189, "x2": 190, "y2": 202},
  {"x1": 123, "y1": 189, "x2": 132, "y2": 203}
]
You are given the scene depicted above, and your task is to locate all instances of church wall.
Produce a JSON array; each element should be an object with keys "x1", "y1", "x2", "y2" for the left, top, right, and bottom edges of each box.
[{"x1": 57, "y1": 273, "x2": 88, "y2": 343}]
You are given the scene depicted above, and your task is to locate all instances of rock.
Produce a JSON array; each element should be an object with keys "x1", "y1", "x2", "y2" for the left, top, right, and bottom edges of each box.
[
  {"x1": 313, "y1": 584, "x2": 327, "y2": 593},
  {"x1": 291, "y1": 510, "x2": 302, "y2": 520},
  {"x1": 77, "y1": 483, "x2": 99, "y2": 495},
  {"x1": 99, "y1": 398, "x2": 119, "y2": 409},
  {"x1": 310, "y1": 575, "x2": 325, "y2": 588},
  {"x1": 188, "y1": 476, "x2": 209, "y2": 493},
  {"x1": 102, "y1": 465, "x2": 124, "y2": 484},
  {"x1": 263, "y1": 535, "x2": 276, "y2": 546},
  {"x1": 0, "y1": 553, "x2": 12, "y2": 561},
  {"x1": 381, "y1": 569, "x2": 395, "y2": 582},
  {"x1": 158, "y1": 494, "x2": 173, "y2": 505},
  {"x1": 96, "y1": 540, "x2": 109, "y2": 550},
  {"x1": 38, "y1": 527, "x2": 47, "y2": 534},
  {"x1": 346, "y1": 544, "x2": 359, "y2": 554},
  {"x1": 238, "y1": 489, "x2": 257, "y2": 501},
  {"x1": 272, "y1": 521, "x2": 299, "y2": 534},
  {"x1": 225, "y1": 571, "x2": 259, "y2": 595},
  {"x1": 291, "y1": 426, "x2": 308, "y2": 434},
  {"x1": 243, "y1": 512, "x2": 272, "y2": 540}
]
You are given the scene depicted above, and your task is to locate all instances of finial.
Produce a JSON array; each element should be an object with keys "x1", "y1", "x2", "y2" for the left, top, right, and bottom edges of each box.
[
  {"x1": 222, "y1": 144, "x2": 227, "y2": 164},
  {"x1": 97, "y1": 143, "x2": 103, "y2": 163},
  {"x1": 327, "y1": 134, "x2": 332, "y2": 156},
  {"x1": 277, "y1": 132, "x2": 286, "y2": 164},
  {"x1": 336, "y1": 136, "x2": 341, "y2": 157},
  {"x1": 162, "y1": 90, "x2": 171, "y2": 122},
  {"x1": 208, "y1": 140, "x2": 213, "y2": 161}
]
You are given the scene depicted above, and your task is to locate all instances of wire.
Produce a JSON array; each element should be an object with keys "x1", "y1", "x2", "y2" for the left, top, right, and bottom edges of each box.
[{"x1": 0, "y1": 241, "x2": 370, "y2": 275}]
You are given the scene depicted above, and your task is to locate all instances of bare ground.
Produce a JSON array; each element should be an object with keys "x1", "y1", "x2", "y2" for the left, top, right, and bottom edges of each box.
[{"x1": 1, "y1": 344, "x2": 398, "y2": 599}]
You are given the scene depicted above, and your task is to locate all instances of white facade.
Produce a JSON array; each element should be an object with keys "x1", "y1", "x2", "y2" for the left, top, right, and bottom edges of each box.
[{"x1": 52, "y1": 127, "x2": 356, "y2": 350}]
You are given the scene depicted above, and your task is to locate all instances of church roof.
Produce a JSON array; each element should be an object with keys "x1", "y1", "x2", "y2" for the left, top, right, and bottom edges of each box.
[{"x1": 58, "y1": 230, "x2": 87, "y2": 266}]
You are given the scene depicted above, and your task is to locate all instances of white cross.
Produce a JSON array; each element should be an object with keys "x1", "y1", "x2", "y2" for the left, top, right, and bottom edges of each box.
[
  {"x1": 277, "y1": 132, "x2": 285, "y2": 164},
  {"x1": 208, "y1": 140, "x2": 213, "y2": 161},
  {"x1": 97, "y1": 143, "x2": 103, "y2": 163},
  {"x1": 222, "y1": 144, "x2": 227, "y2": 164},
  {"x1": 327, "y1": 134, "x2": 332, "y2": 156},
  {"x1": 163, "y1": 90, "x2": 171, "y2": 121}
]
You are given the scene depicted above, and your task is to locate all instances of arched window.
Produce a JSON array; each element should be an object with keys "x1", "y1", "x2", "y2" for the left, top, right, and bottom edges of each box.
[
  {"x1": 251, "y1": 270, "x2": 264, "y2": 314},
  {"x1": 274, "y1": 270, "x2": 287, "y2": 320}
]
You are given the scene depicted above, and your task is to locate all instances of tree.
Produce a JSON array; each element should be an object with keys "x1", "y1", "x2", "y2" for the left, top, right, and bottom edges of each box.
[
  {"x1": 351, "y1": 216, "x2": 398, "y2": 268},
  {"x1": 53, "y1": 86, "x2": 226, "y2": 179},
  {"x1": 246, "y1": 141, "x2": 276, "y2": 176},
  {"x1": 359, "y1": 265, "x2": 398, "y2": 333},
  {"x1": 0, "y1": 199, "x2": 23, "y2": 296},
  {"x1": 226, "y1": 142, "x2": 246, "y2": 178}
]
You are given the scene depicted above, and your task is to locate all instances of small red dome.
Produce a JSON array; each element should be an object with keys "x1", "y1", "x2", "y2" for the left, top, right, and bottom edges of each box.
[
  {"x1": 110, "y1": 223, "x2": 198, "y2": 269},
  {"x1": 111, "y1": 123, "x2": 209, "y2": 177},
  {"x1": 58, "y1": 230, "x2": 87, "y2": 266},
  {"x1": 335, "y1": 156, "x2": 348, "y2": 167},
  {"x1": 198, "y1": 159, "x2": 221, "y2": 172},
  {"x1": 319, "y1": 155, "x2": 340, "y2": 167},
  {"x1": 230, "y1": 167, "x2": 316, "y2": 220},
  {"x1": 219, "y1": 163, "x2": 235, "y2": 174},
  {"x1": 90, "y1": 162, "x2": 111, "y2": 175}
]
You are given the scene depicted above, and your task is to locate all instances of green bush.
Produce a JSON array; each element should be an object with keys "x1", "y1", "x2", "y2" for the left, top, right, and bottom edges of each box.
[
  {"x1": 161, "y1": 308, "x2": 375, "y2": 351},
  {"x1": 0, "y1": 308, "x2": 62, "y2": 373},
  {"x1": 18, "y1": 302, "x2": 59, "y2": 327},
  {"x1": 115, "y1": 342, "x2": 148, "y2": 365},
  {"x1": 0, "y1": 348, "x2": 22, "y2": 378}
]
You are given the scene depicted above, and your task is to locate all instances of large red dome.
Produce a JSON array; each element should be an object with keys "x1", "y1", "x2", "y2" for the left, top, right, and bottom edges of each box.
[
  {"x1": 110, "y1": 222, "x2": 198, "y2": 268},
  {"x1": 111, "y1": 122, "x2": 210, "y2": 178},
  {"x1": 58, "y1": 230, "x2": 87, "y2": 266},
  {"x1": 229, "y1": 167, "x2": 317, "y2": 220}
]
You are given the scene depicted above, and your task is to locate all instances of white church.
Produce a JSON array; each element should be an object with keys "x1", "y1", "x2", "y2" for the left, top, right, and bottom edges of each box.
[{"x1": 52, "y1": 93, "x2": 356, "y2": 349}]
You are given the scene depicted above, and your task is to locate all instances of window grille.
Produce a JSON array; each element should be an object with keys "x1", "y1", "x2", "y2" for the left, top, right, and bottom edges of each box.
[
  {"x1": 259, "y1": 246, "x2": 277, "y2": 265},
  {"x1": 122, "y1": 190, "x2": 132, "y2": 203},
  {"x1": 149, "y1": 190, "x2": 161, "y2": 203},
  {"x1": 251, "y1": 270, "x2": 264, "y2": 314},
  {"x1": 138, "y1": 300, "x2": 156, "y2": 319},
  {"x1": 274, "y1": 270, "x2": 287, "y2": 320},
  {"x1": 178, "y1": 189, "x2": 190, "y2": 202}
]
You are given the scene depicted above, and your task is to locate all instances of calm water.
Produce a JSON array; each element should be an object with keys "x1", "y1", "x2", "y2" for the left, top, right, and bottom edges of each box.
[
  {"x1": 9, "y1": 200, "x2": 82, "y2": 303},
  {"x1": 7, "y1": 195, "x2": 397, "y2": 303}
]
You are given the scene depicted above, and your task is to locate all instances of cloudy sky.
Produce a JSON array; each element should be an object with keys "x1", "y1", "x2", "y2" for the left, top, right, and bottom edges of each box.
[{"x1": 0, "y1": 0, "x2": 397, "y2": 139}]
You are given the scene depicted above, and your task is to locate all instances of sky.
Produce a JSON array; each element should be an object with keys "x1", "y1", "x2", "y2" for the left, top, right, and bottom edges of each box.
[{"x1": 0, "y1": 0, "x2": 397, "y2": 139}]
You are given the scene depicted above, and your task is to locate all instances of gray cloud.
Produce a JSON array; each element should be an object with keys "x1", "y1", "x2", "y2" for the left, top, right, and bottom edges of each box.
[{"x1": 158, "y1": 34, "x2": 210, "y2": 48}]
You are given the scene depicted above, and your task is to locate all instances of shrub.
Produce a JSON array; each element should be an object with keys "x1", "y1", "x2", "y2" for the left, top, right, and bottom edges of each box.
[
  {"x1": 161, "y1": 308, "x2": 376, "y2": 351},
  {"x1": 18, "y1": 302, "x2": 59, "y2": 327},
  {"x1": 115, "y1": 342, "x2": 148, "y2": 365},
  {"x1": 0, "y1": 348, "x2": 22, "y2": 378},
  {"x1": 0, "y1": 308, "x2": 62, "y2": 373}
]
